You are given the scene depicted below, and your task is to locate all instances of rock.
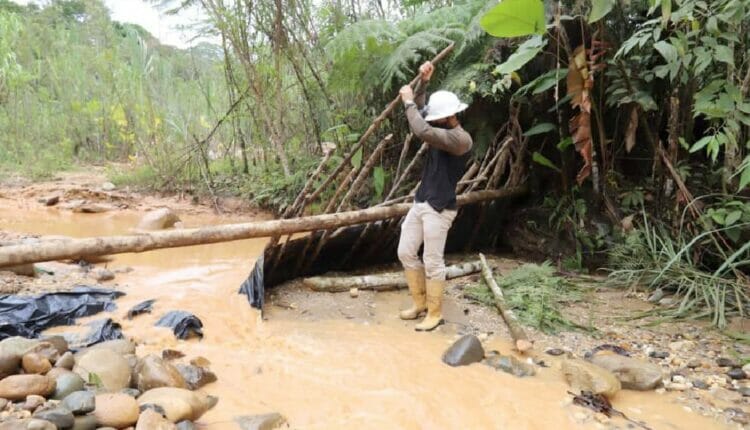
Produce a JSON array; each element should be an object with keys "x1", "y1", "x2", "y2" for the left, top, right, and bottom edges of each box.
[
  {"x1": 739, "y1": 386, "x2": 750, "y2": 397},
  {"x1": 189, "y1": 357, "x2": 210, "y2": 368},
  {"x1": 692, "y1": 379, "x2": 709, "y2": 390},
  {"x1": 483, "y1": 355, "x2": 535, "y2": 377},
  {"x1": 26, "y1": 419, "x2": 56, "y2": 430},
  {"x1": 137, "y1": 388, "x2": 218, "y2": 423},
  {"x1": 74, "y1": 348, "x2": 131, "y2": 391},
  {"x1": 136, "y1": 409, "x2": 176, "y2": 430},
  {"x1": 55, "y1": 352, "x2": 75, "y2": 370},
  {"x1": 658, "y1": 297, "x2": 677, "y2": 307},
  {"x1": 545, "y1": 348, "x2": 565, "y2": 356},
  {"x1": 647, "y1": 288, "x2": 664, "y2": 303},
  {"x1": 686, "y1": 359, "x2": 701, "y2": 369},
  {"x1": 33, "y1": 407, "x2": 75, "y2": 429},
  {"x1": 93, "y1": 393, "x2": 139, "y2": 428},
  {"x1": 161, "y1": 350, "x2": 184, "y2": 361},
  {"x1": 235, "y1": 413, "x2": 287, "y2": 430},
  {"x1": 121, "y1": 388, "x2": 141, "y2": 398},
  {"x1": 561, "y1": 359, "x2": 621, "y2": 398},
  {"x1": 62, "y1": 391, "x2": 95, "y2": 415},
  {"x1": 175, "y1": 365, "x2": 217, "y2": 390},
  {"x1": 716, "y1": 357, "x2": 739, "y2": 367},
  {"x1": 133, "y1": 355, "x2": 188, "y2": 392},
  {"x1": 0, "y1": 353, "x2": 21, "y2": 379},
  {"x1": 84, "y1": 339, "x2": 136, "y2": 356},
  {"x1": 727, "y1": 368, "x2": 747, "y2": 380},
  {"x1": 21, "y1": 354, "x2": 51, "y2": 375},
  {"x1": 175, "y1": 421, "x2": 196, "y2": 430},
  {"x1": 648, "y1": 351, "x2": 669, "y2": 359},
  {"x1": 441, "y1": 335, "x2": 485, "y2": 367},
  {"x1": 71, "y1": 415, "x2": 98, "y2": 430},
  {"x1": 140, "y1": 403, "x2": 167, "y2": 417},
  {"x1": 709, "y1": 387, "x2": 743, "y2": 403},
  {"x1": 589, "y1": 354, "x2": 663, "y2": 391},
  {"x1": 0, "y1": 338, "x2": 42, "y2": 357},
  {"x1": 101, "y1": 182, "x2": 116, "y2": 191},
  {"x1": 349, "y1": 288, "x2": 358, "y2": 298},
  {"x1": 21, "y1": 395, "x2": 46, "y2": 412},
  {"x1": 89, "y1": 268, "x2": 115, "y2": 282},
  {"x1": 725, "y1": 407, "x2": 749, "y2": 425},
  {"x1": 72, "y1": 203, "x2": 115, "y2": 214},
  {"x1": 0, "y1": 419, "x2": 27, "y2": 430},
  {"x1": 668, "y1": 340, "x2": 695, "y2": 352},
  {"x1": 136, "y1": 209, "x2": 181, "y2": 231},
  {"x1": 664, "y1": 381, "x2": 690, "y2": 391},
  {"x1": 39, "y1": 195, "x2": 60, "y2": 206},
  {"x1": 6, "y1": 264, "x2": 35, "y2": 277},
  {"x1": 24, "y1": 343, "x2": 60, "y2": 366},
  {"x1": 0, "y1": 375, "x2": 55, "y2": 401},
  {"x1": 743, "y1": 363, "x2": 750, "y2": 374},
  {"x1": 51, "y1": 372, "x2": 85, "y2": 400},
  {"x1": 39, "y1": 336, "x2": 68, "y2": 357}
]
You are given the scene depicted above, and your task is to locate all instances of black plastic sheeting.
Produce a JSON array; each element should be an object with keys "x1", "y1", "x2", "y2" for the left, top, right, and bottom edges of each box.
[
  {"x1": 127, "y1": 299, "x2": 155, "y2": 320},
  {"x1": 0, "y1": 287, "x2": 125, "y2": 340},
  {"x1": 156, "y1": 311, "x2": 204, "y2": 339},
  {"x1": 238, "y1": 200, "x2": 514, "y2": 311},
  {"x1": 69, "y1": 318, "x2": 124, "y2": 349}
]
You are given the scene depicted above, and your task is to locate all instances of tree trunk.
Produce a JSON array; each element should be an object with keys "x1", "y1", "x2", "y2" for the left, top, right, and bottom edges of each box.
[
  {"x1": 479, "y1": 254, "x2": 533, "y2": 353},
  {"x1": 303, "y1": 260, "x2": 482, "y2": 292},
  {"x1": 0, "y1": 187, "x2": 527, "y2": 268}
]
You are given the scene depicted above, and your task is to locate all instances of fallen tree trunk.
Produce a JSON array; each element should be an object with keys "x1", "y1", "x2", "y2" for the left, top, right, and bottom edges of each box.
[
  {"x1": 0, "y1": 187, "x2": 527, "y2": 268},
  {"x1": 479, "y1": 253, "x2": 533, "y2": 353},
  {"x1": 304, "y1": 260, "x2": 482, "y2": 292}
]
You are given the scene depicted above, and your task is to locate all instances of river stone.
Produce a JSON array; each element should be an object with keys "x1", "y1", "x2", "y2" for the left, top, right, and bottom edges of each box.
[
  {"x1": 136, "y1": 409, "x2": 176, "y2": 430},
  {"x1": 20, "y1": 394, "x2": 46, "y2": 412},
  {"x1": 26, "y1": 419, "x2": 56, "y2": 430},
  {"x1": 0, "y1": 352, "x2": 21, "y2": 379},
  {"x1": 24, "y1": 343, "x2": 60, "y2": 365},
  {"x1": 133, "y1": 355, "x2": 188, "y2": 392},
  {"x1": 22, "y1": 354, "x2": 51, "y2": 375},
  {"x1": 93, "y1": 393, "x2": 139, "y2": 428},
  {"x1": 136, "y1": 208, "x2": 181, "y2": 231},
  {"x1": 39, "y1": 336, "x2": 68, "y2": 356},
  {"x1": 89, "y1": 268, "x2": 115, "y2": 283},
  {"x1": 235, "y1": 413, "x2": 287, "y2": 430},
  {"x1": 140, "y1": 403, "x2": 167, "y2": 417},
  {"x1": 727, "y1": 368, "x2": 747, "y2": 380},
  {"x1": 716, "y1": 357, "x2": 740, "y2": 368},
  {"x1": 483, "y1": 354, "x2": 536, "y2": 377},
  {"x1": 52, "y1": 372, "x2": 86, "y2": 400},
  {"x1": 441, "y1": 335, "x2": 485, "y2": 367},
  {"x1": 589, "y1": 353, "x2": 663, "y2": 390},
  {"x1": 137, "y1": 388, "x2": 218, "y2": 423},
  {"x1": 83, "y1": 339, "x2": 136, "y2": 356},
  {"x1": 71, "y1": 415, "x2": 98, "y2": 430},
  {"x1": 175, "y1": 365, "x2": 217, "y2": 390},
  {"x1": 0, "y1": 338, "x2": 41, "y2": 358},
  {"x1": 33, "y1": 407, "x2": 75, "y2": 429},
  {"x1": 175, "y1": 421, "x2": 196, "y2": 430},
  {"x1": 562, "y1": 359, "x2": 621, "y2": 398},
  {"x1": 56, "y1": 352, "x2": 75, "y2": 370},
  {"x1": 0, "y1": 375, "x2": 55, "y2": 401},
  {"x1": 62, "y1": 391, "x2": 95, "y2": 415},
  {"x1": 74, "y1": 348, "x2": 130, "y2": 391}
]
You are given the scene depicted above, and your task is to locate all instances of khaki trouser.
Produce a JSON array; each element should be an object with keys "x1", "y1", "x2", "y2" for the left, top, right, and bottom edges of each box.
[{"x1": 397, "y1": 202, "x2": 458, "y2": 280}]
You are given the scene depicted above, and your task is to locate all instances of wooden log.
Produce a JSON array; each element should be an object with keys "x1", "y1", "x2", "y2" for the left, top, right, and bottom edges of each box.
[
  {"x1": 0, "y1": 187, "x2": 527, "y2": 268},
  {"x1": 304, "y1": 260, "x2": 482, "y2": 292},
  {"x1": 479, "y1": 253, "x2": 533, "y2": 353}
]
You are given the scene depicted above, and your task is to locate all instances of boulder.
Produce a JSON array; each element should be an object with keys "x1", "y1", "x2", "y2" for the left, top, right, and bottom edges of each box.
[
  {"x1": 137, "y1": 388, "x2": 218, "y2": 423},
  {"x1": 62, "y1": 391, "x2": 96, "y2": 415},
  {"x1": 93, "y1": 393, "x2": 139, "y2": 428},
  {"x1": 133, "y1": 355, "x2": 188, "y2": 392},
  {"x1": 0, "y1": 375, "x2": 55, "y2": 401},
  {"x1": 589, "y1": 353, "x2": 663, "y2": 390},
  {"x1": 136, "y1": 208, "x2": 181, "y2": 231},
  {"x1": 561, "y1": 359, "x2": 621, "y2": 398},
  {"x1": 235, "y1": 413, "x2": 287, "y2": 430},
  {"x1": 22, "y1": 354, "x2": 51, "y2": 375},
  {"x1": 136, "y1": 409, "x2": 177, "y2": 430},
  {"x1": 441, "y1": 335, "x2": 485, "y2": 367},
  {"x1": 74, "y1": 348, "x2": 131, "y2": 391}
]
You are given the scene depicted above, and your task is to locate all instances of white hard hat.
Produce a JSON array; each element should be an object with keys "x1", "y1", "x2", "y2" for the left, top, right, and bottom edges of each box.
[{"x1": 423, "y1": 90, "x2": 468, "y2": 122}]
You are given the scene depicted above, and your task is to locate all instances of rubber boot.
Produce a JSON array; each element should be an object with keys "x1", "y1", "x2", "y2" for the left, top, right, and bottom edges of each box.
[
  {"x1": 415, "y1": 278, "x2": 444, "y2": 331},
  {"x1": 399, "y1": 268, "x2": 426, "y2": 320}
]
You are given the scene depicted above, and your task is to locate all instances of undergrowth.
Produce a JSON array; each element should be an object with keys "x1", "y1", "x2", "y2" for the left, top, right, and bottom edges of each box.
[{"x1": 466, "y1": 261, "x2": 584, "y2": 334}]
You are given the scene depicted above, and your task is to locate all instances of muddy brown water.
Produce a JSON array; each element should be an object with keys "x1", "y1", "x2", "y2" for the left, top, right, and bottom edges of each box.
[{"x1": 0, "y1": 203, "x2": 731, "y2": 429}]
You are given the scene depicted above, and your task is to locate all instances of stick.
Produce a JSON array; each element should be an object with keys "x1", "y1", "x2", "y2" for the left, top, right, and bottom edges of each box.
[
  {"x1": 479, "y1": 253, "x2": 533, "y2": 353},
  {"x1": 304, "y1": 261, "x2": 482, "y2": 292}
]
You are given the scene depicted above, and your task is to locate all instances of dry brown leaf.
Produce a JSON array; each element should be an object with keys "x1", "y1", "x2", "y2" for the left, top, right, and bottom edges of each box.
[
  {"x1": 625, "y1": 106, "x2": 639, "y2": 153},
  {"x1": 567, "y1": 45, "x2": 594, "y2": 185}
]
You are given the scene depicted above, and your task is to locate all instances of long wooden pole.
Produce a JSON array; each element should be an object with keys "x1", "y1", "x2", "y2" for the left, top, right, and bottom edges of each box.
[
  {"x1": 0, "y1": 188, "x2": 526, "y2": 268},
  {"x1": 479, "y1": 253, "x2": 533, "y2": 353}
]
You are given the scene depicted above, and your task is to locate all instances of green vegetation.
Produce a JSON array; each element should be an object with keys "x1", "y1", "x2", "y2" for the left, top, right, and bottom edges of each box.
[
  {"x1": 1, "y1": 0, "x2": 748, "y2": 326},
  {"x1": 467, "y1": 262, "x2": 584, "y2": 333}
]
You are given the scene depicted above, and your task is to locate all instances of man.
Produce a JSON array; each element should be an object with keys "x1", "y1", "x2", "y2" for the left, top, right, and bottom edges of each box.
[{"x1": 397, "y1": 61, "x2": 472, "y2": 331}]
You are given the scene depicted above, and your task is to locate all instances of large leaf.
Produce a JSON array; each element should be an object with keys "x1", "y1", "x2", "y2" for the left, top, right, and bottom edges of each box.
[
  {"x1": 494, "y1": 36, "x2": 547, "y2": 75},
  {"x1": 480, "y1": 0, "x2": 546, "y2": 38},
  {"x1": 532, "y1": 151, "x2": 561, "y2": 172},
  {"x1": 654, "y1": 41, "x2": 678, "y2": 63},
  {"x1": 523, "y1": 122, "x2": 556, "y2": 137},
  {"x1": 589, "y1": 0, "x2": 615, "y2": 23},
  {"x1": 373, "y1": 166, "x2": 386, "y2": 198}
]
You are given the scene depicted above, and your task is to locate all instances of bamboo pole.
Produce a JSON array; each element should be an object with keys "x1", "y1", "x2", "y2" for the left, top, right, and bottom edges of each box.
[
  {"x1": 479, "y1": 253, "x2": 533, "y2": 353},
  {"x1": 0, "y1": 188, "x2": 527, "y2": 268},
  {"x1": 304, "y1": 260, "x2": 482, "y2": 292}
]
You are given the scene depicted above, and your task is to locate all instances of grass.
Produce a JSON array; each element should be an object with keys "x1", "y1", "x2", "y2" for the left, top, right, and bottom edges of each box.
[{"x1": 466, "y1": 261, "x2": 586, "y2": 334}]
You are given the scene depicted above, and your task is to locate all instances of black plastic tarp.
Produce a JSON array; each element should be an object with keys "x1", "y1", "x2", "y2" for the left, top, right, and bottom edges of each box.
[
  {"x1": 0, "y1": 286, "x2": 125, "y2": 340},
  {"x1": 156, "y1": 311, "x2": 204, "y2": 339}
]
